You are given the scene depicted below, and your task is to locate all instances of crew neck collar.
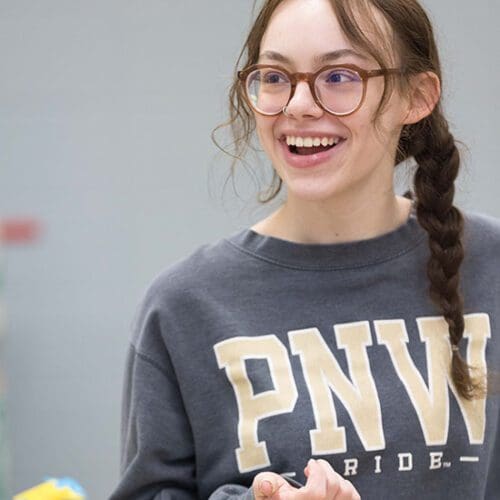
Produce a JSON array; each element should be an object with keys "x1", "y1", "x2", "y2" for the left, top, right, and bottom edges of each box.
[{"x1": 225, "y1": 202, "x2": 427, "y2": 271}]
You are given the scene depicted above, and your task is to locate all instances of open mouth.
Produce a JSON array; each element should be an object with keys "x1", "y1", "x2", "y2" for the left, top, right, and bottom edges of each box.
[
  {"x1": 283, "y1": 136, "x2": 346, "y2": 156},
  {"x1": 288, "y1": 144, "x2": 335, "y2": 155}
]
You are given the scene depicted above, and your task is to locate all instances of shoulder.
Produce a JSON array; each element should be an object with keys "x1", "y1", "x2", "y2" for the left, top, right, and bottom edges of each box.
[
  {"x1": 129, "y1": 233, "x2": 241, "y2": 350},
  {"x1": 462, "y1": 208, "x2": 500, "y2": 241},
  {"x1": 461, "y1": 207, "x2": 500, "y2": 260},
  {"x1": 136, "y1": 231, "x2": 247, "y2": 317}
]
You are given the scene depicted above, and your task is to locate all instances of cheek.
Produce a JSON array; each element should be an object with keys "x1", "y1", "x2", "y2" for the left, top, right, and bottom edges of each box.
[
  {"x1": 346, "y1": 101, "x2": 399, "y2": 149},
  {"x1": 255, "y1": 116, "x2": 278, "y2": 151},
  {"x1": 355, "y1": 120, "x2": 394, "y2": 153},
  {"x1": 347, "y1": 82, "x2": 389, "y2": 140},
  {"x1": 344, "y1": 114, "x2": 378, "y2": 144}
]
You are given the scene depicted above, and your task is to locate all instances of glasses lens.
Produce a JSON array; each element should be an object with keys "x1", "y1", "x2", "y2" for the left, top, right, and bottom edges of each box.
[
  {"x1": 246, "y1": 68, "x2": 291, "y2": 115},
  {"x1": 315, "y1": 68, "x2": 363, "y2": 115}
]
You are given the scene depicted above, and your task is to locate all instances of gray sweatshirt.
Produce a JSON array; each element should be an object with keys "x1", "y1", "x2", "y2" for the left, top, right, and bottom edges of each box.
[{"x1": 109, "y1": 205, "x2": 500, "y2": 500}]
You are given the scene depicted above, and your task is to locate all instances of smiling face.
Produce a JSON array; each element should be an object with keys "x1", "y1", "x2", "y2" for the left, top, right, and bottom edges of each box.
[{"x1": 254, "y1": 0, "x2": 411, "y2": 207}]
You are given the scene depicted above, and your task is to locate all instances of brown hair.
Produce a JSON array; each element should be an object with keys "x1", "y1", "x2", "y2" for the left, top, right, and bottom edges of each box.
[{"x1": 213, "y1": 0, "x2": 486, "y2": 400}]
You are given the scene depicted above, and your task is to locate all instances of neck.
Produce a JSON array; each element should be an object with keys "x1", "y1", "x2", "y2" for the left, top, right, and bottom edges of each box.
[{"x1": 252, "y1": 192, "x2": 414, "y2": 245}]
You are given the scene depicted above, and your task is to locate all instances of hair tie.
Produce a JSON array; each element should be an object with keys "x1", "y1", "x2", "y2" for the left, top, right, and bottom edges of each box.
[{"x1": 451, "y1": 345, "x2": 459, "y2": 352}]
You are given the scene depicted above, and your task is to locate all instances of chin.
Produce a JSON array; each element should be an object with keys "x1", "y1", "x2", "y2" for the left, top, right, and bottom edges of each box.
[{"x1": 285, "y1": 181, "x2": 346, "y2": 203}]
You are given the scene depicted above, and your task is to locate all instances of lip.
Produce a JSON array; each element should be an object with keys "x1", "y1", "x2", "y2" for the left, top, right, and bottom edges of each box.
[{"x1": 278, "y1": 137, "x2": 347, "y2": 169}]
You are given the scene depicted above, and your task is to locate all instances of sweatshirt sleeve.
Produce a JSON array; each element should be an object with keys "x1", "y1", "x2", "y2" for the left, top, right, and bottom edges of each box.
[
  {"x1": 109, "y1": 343, "x2": 199, "y2": 499},
  {"x1": 208, "y1": 485, "x2": 254, "y2": 499},
  {"x1": 109, "y1": 286, "x2": 256, "y2": 500},
  {"x1": 110, "y1": 346, "x2": 257, "y2": 500}
]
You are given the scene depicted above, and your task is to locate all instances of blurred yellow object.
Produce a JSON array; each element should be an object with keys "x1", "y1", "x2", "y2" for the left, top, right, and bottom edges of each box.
[{"x1": 14, "y1": 478, "x2": 85, "y2": 500}]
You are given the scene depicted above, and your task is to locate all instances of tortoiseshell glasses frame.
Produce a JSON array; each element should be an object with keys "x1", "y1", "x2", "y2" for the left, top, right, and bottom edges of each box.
[{"x1": 237, "y1": 63, "x2": 403, "y2": 117}]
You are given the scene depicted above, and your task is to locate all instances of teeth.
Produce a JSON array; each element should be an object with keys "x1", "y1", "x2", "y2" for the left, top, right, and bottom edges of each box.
[{"x1": 285, "y1": 136, "x2": 343, "y2": 147}]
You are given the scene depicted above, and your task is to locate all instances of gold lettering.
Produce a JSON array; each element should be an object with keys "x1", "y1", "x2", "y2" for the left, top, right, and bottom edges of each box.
[
  {"x1": 214, "y1": 335, "x2": 298, "y2": 473},
  {"x1": 289, "y1": 324, "x2": 384, "y2": 454},
  {"x1": 375, "y1": 314, "x2": 489, "y2": 446}
]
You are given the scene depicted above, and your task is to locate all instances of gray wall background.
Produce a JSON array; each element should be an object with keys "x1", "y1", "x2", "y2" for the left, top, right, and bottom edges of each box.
[{"x1": 0, "y1": 1, "x2": 498, "y2": 498}]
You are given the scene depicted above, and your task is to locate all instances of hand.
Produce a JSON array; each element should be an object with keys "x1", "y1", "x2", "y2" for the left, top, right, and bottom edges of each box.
[{"x1": 252, "y1": 458, "x2": 360, "y2": 499}]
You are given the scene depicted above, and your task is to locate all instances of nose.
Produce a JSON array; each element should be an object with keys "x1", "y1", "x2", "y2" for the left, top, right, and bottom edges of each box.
[{"x1": 284, "y1": 81, "x2": 324, "y2": 119}]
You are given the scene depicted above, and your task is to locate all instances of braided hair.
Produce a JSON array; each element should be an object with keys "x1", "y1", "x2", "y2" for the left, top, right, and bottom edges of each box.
[{"x1": 402, "y1": 112, "x2": 483, "y2": 399}]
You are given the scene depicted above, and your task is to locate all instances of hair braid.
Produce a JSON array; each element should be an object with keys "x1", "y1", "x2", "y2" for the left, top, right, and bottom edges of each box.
[{"x1": 405, "y1": 110, "x2": 484, "y2": 400}]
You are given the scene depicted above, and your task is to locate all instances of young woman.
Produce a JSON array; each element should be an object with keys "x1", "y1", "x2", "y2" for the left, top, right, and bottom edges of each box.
[{"x1": 110, "y1": 0, "x2": 499, "y2": 498}]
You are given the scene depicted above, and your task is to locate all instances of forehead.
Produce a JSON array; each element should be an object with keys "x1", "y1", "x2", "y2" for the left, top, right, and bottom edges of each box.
[{"x1": 259, "y1": 0, "x2": 391, "y2": 67}]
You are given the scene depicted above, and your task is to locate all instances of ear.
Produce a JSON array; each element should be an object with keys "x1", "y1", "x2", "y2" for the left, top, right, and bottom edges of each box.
[{"x1": 403, "y1": 71, "x2": 441, "y2": 125}]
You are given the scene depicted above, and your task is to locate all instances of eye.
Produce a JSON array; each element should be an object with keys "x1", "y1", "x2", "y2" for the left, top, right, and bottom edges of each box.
[
  {"x1": 323, "y1": 69, "x2": 361, "y2": 84},
  {"x1": 261, "y1": 70, "x2": 289, "y2": 84}
]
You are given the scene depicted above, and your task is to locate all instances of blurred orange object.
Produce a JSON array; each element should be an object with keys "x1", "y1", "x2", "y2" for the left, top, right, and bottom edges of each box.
[{"x1": 0, "y1": 218, "x2": 40, "y2": 243}]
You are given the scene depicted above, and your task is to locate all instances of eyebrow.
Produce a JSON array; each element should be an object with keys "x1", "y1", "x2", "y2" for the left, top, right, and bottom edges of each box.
[{"x1": 258, "y1": 49, "x2": 370, "y2": 65}]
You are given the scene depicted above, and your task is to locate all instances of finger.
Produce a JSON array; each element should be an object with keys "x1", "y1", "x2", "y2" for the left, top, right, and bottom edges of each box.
[
  {"x1": 315, "y1": 459, "x2": 340, "y2": 497},
  {"x1": 302, "y1": 459, "x2": 328, "y2": 498},
  {"x1": 316, "y1": 459, "x2": 361, "y2": 500},
  {"x1": 252, "y1": 472, "x2": 287, "y2": 499},
  {"x1": 336, "y1": 478, "x2": 361, "y2": 500}
]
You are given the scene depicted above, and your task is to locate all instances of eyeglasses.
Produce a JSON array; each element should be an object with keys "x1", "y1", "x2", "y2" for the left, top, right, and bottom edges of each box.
[{"x1": 238, "y1": 63, "x2": 402, "y2": 117}]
